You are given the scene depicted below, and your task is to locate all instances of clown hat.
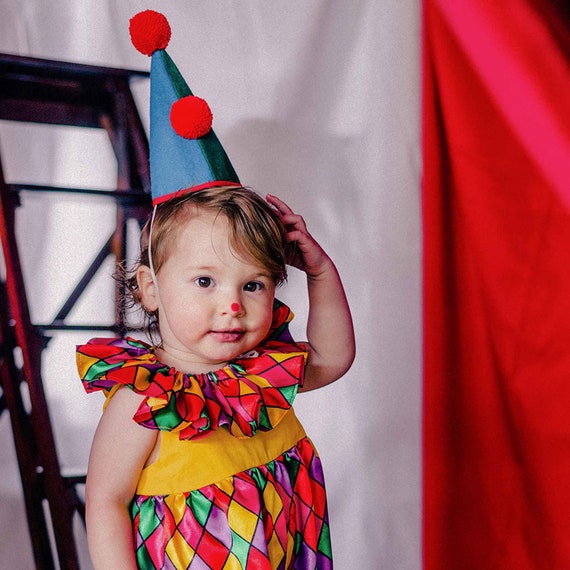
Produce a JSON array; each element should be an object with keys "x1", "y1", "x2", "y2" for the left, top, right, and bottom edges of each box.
[{"x1": 129, "y1": 10, "x2": 241, "y2": 205}]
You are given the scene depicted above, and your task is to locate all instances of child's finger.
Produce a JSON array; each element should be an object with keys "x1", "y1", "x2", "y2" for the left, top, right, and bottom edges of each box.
[
  {"x1": 266, "y1": 194, "x2": 310, "y2": 235},
  {"x1": 279, "y1": 213, "x2": 308, "y2": 232},
  {"x1": 266, "y1": 194, "x2": 294, "y2": 216}
]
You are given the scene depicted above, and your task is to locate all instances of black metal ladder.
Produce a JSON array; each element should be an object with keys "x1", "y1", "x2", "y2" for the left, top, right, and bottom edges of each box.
[{"x1": 0, "y1": 53, "x2": 152, "y2": 569}]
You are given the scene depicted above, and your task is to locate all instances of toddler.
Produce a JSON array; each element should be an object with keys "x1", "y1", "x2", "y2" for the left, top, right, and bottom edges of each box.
[{"x1": 77, "y1": 10, "x2": 354, "y2": 569}]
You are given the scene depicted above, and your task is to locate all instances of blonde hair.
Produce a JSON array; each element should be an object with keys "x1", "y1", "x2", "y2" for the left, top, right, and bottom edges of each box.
[{"x1": 120, "y1": 186, "x2": 288, "y2": 340}]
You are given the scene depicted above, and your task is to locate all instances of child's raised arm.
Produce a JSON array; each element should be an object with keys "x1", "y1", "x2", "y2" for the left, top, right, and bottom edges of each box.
[
  {"x1": 85, "y1": 387, "x2": 158, "y2": 569},
  {"x1": 266, "y1": 194, "x2": 355, "y2": 391}
]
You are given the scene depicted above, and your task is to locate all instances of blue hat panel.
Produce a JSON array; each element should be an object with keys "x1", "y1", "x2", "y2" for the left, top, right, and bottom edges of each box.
[{"x1": 149, "y1": 53, "x2": 213, "y2": 201}]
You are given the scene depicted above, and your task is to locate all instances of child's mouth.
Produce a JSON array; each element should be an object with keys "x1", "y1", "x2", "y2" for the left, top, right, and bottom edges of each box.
[{"x1": 210, "y1": 330, "x2": 244, "y2": 342}]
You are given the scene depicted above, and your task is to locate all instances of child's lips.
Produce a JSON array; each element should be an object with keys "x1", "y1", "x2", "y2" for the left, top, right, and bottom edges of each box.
[{"x1": 210, "y1": 329, "x2": 245, "y2": 342}]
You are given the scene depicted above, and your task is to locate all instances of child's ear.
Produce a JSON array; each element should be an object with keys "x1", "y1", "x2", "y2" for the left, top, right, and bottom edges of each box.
[{"x1": 136, "y1": 265, "x2": 159, "y2": 312}]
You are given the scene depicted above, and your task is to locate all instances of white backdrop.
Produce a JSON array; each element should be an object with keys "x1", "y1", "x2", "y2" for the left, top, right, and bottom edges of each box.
[{"x1": 0, "y1": 1, "x2": 421, "y2": 568}]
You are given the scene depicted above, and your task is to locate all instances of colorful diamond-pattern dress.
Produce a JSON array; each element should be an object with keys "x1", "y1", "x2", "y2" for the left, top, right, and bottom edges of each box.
[{"x1": 77, "y1": 301, "x2": 332, "y2": 569}]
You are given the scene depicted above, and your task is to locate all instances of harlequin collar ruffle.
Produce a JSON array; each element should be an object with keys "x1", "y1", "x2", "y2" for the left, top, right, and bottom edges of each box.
[{"x1": 76, "y1": 300, "x2": 307, "y2": 441}]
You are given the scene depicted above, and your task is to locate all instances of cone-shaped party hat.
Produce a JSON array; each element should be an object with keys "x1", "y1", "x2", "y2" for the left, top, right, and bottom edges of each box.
[{"x1": 129, "y1": 10, "x2": 241, "y2": 205}]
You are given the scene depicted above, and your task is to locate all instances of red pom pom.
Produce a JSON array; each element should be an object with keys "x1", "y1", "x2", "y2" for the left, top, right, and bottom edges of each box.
[
  {"x1": 170, "y1": 96, "x2": 213, "y2": 139},
  {"x1": 129, "y1": 10, "x2": 171, "y2": 56}
]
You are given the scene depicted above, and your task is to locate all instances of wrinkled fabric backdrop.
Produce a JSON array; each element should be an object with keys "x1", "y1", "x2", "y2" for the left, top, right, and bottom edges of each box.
[{"x1": 0, "y1": 1, "x2": 422, "y2": 568}]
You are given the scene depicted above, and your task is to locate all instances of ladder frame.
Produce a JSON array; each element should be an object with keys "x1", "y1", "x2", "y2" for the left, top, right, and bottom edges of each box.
[{"x1": 0, "y1": 53, "x2": 152, "y2": 569}]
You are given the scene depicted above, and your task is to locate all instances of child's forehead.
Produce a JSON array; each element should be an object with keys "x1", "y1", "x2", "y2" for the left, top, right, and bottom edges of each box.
[
  {"x1": 175, "y1": 208, "x2": 228, "y2": 235},
  {"x1": 173, "y1": 210, "x2": 234, "y2": 252},
  {"x1": 170, "y1": 210, "x2": 267, "y2": 270}
]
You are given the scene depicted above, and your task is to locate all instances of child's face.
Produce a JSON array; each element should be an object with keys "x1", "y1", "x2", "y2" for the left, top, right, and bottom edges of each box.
[{"x1": 140, "y1": 209, "x2": 276, "y2": 373}]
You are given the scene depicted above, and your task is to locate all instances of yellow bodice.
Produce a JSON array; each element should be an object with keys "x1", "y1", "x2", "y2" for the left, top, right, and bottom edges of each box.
[{"x1": 135, "y1": 408, "x2": 307, "y2": 496}]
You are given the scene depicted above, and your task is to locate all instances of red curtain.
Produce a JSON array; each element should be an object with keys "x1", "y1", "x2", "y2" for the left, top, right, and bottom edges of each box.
[{"x1": 423, "y1": 1, "x2": 570, "y2": 568}]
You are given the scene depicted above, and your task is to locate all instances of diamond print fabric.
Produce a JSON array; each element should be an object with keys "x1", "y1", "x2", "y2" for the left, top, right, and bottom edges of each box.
[{"x1": 131, "y1": 438, "x2": 332, "y2": 569}]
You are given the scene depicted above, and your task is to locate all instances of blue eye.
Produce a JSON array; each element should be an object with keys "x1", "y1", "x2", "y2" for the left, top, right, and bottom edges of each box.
[
  {"x1": 196, "y1": 277, "x2": 213, "y2": 288},
  {"x1": 244, "y1": 281, "x2": 264, "y2": 292}
]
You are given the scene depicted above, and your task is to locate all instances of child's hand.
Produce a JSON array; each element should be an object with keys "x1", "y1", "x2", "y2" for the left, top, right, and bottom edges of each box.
[
  {"x1": 267, "y1": 193, "x2": 355, "y2": 391},
  {"x1": 266, "y1": 194, "x2": 331, "y2": 279}
]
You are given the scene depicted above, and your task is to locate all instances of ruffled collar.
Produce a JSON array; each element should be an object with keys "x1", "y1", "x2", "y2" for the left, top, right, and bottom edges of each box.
[{"x1": 77, "y1": 300, "x2": 307, "y2": 440}]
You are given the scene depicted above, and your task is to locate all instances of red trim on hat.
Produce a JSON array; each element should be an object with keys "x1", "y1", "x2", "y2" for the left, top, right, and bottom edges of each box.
[{"x1": 152, "y1": 181, "x2": 242, "y2": 206}]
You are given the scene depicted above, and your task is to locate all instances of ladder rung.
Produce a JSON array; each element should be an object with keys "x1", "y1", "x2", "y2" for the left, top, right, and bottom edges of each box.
[
  {"x1": 37, "y1": 324, "x2": 120, "y2": 332},
  {"x1": 9, "y1": 183, "x2": 149, "y2": 203},
  {"x1": 62, "y1": 474, "x2": 86, "y2": 485}
]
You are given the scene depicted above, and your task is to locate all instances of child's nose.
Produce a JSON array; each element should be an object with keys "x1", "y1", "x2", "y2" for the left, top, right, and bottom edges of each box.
[{"x1": 226, "y1": 301, "x2": 244, "y2": 317}]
